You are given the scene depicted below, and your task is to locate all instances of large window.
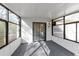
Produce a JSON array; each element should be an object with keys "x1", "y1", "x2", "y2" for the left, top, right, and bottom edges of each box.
[
  {"x1": 8, "y1": 12, "x2": 20, "y2": 43},
  {"x1": 0, "y1": 4, "x2": 21, "y2": 48},
  {"x1": 65, "y1": 13, "x2": 79, "y2": 42},
  {"x1": 0, "y1": 21, "x2": 6, "y2": 47},
  {"x1": 53, "y1": 17, "x2": 64, "y2": 38}
]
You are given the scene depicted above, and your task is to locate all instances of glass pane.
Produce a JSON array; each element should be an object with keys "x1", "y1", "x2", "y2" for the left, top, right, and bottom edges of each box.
[
  {"x1": 9, "y1": 11, "x2": 19, "y2": 24},
  {"x1": 8, "y1": 23, "x2": 19, "y2": 43},
  {"x1": 65, "y1": 24, "x2": 76, "y2": 41},
  {"x1": 77, "y1": 23, "x2": 79, "y2": 42},
  {"x1": 0, "y1": 21, "x2": 6, "y2": 47},
  {"x1": 53, "y1": 17, "x2": 63, "y2": 22},
  {"x1": 53, "y1": 25, "x2": 64, "y2": 38},
  {"x1": 0, "y1": 5, "x2": 8, "y2": 20},
  {"x1": 39, "y1": 24, "x2": 45, "y2": 40},
  {"x1": 34, "y1": 23, "x2": 40, "y2": 41},
  {"x1": 56, "y1": 20, "x2": 63, "y2": 25},
  {"x1": 65, "y1": 13, "x2": 79, "y2": 23}
]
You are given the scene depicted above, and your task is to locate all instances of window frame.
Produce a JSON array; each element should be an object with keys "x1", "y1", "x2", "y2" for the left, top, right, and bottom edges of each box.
[
  {"x1": 64, "y1": 13, "x2": 79, "y2": 43},
  {"x1": 52, "y1": 11, "x2": 79, "y2": 43},
  {"x1": 0, "y1": 3, "x2": 21, "y2": 49}
]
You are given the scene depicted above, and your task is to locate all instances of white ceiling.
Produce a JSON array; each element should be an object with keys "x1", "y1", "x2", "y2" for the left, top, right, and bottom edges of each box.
[{"x1": 4, "y1": 3, "x2": 79, "y2": 20}]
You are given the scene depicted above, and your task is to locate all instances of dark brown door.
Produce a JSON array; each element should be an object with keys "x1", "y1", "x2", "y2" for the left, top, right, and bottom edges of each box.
[{"x1": 33, "y1": 22, "x2": 46, "y2": 42}]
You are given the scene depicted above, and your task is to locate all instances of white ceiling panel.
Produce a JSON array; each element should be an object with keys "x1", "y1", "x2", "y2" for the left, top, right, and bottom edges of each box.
[{"x1": 4, "y1": 3, "x2": 79, "y2": 20}]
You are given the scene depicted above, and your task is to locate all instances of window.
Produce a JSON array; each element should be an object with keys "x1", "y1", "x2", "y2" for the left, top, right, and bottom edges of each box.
[
  {"x1": 65, "y1": 13, "x2": 79, "y2": 42},
  {"x1": 9, "y1": 11, "x2": 19, "y2": 24},
  {"x1": 0, "y1": 4, "x2": 21, "y2": 48},
  {"x1": 0, "y1": 21, "x2": 6, "y2": 47},
  {"x1": 0, "y1": 5, "x2": 8, "y2": 20},
  {"x1": 65, "y1": 24, "x2": 76, "y2": 41},
  {"x1": 8, "y1": 11, "x2": 20, "y2": 43},
  {"x1": 53, "y1": 17, "x2": 64, "y2": 38},
  {"x1": 8, "y1": 23, "x2": 19, "y2": 43}
]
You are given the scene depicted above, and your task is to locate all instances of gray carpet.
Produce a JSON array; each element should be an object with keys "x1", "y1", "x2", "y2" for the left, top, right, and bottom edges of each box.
[{"x1": 12, "y1": 41, "x2": 75, "y2": 56}]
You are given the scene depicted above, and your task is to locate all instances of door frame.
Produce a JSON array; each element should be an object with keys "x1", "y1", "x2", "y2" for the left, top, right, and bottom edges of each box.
[{"x1": 33, "y1": 22, "x2": 46, "y2": 42}]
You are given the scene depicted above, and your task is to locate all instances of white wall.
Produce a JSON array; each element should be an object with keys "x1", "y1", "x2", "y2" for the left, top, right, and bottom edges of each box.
[
  {"x1": 46, "y1": 21, "x2": 52, "y2": 41},
  {"x1": 0, "y1": 38, "x2": 21, "y2": 56},
  {"x1": 52, "y1": 36, "x2": 79, "y2": 56},
  {"x1": 21, "y1": 18, "x2": 48, "y2": 44},
  {"x1": 21, "y1": 20, "x2": 32, "y2": 44}
]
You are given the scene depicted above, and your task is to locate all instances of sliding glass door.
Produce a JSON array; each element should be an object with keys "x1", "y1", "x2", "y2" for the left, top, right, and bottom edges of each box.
[{"x1": 33, "y1": 22, "x2": 46, "y2": 42}]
